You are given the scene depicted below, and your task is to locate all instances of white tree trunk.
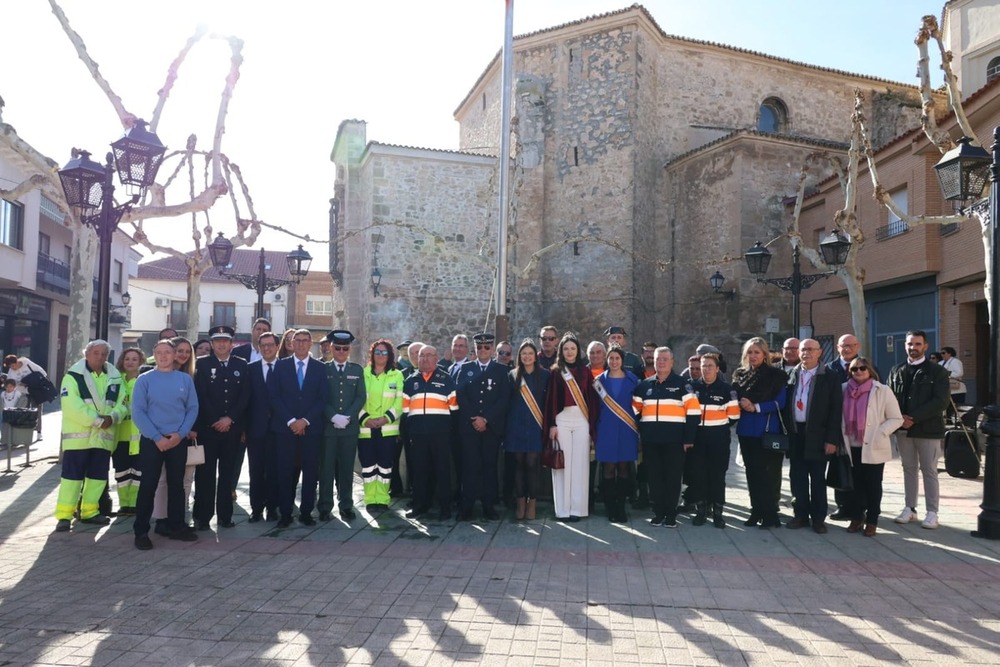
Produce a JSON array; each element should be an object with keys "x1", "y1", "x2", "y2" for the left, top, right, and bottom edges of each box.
[
  {"x1": 184, "y1": 261, "x2": 204, "y2": 338},
  {"x1": 67, "y1": 223, "x2": 99, "y2": 359}
]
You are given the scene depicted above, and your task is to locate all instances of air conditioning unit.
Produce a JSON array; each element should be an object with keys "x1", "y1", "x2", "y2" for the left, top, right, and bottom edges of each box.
[
  {"x1": 273, "y1": 293, "x2": 283, "y2": 302},
  {"x1": 154, "y1": 297, "x2": 168, "y2": 307}
]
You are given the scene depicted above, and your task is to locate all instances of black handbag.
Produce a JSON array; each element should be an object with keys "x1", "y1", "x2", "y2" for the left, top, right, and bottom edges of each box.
[
  {"x1": 826, "y1": 450, "x2": 854, "y2": 491},
  {"x1": 22, "y1": 370, "x2": 58, "y2": 404},
  {"x1": 761, "y1": 408, "x2": 789, "y2": 452}
]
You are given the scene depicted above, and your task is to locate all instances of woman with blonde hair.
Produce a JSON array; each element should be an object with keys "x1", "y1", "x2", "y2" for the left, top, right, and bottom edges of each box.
[{"x1": 731, "y1": 336, "x2": 789, "y2": 528}]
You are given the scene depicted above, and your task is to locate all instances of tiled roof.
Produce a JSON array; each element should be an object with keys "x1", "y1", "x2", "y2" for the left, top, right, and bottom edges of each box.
[
  {"x1": 137, "y1": 247, "x2": 293, "y2": 283},
  {"x1": 365, "y1": 141, "x2": 497, "y2": 159},
  {"x1": 664, "y1": 130, "x2": 850, "y2": 168},
  {"x1": 455, "y1": 3, "x2": 917, "y2": 115}
]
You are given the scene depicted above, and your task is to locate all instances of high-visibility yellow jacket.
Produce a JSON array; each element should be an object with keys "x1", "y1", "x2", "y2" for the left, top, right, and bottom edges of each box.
[
  {"x1": 115, "y1": 375, "x2": 142, "y2": 455},
  {"x1": 360, "y1": 367, "x2": 404, "y2": 438},
  {"x1": 60, "y1": 358, "x2": 127, "y2": 452}
]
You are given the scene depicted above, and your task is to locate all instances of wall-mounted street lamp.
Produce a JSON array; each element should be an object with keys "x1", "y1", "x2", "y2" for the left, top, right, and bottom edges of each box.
[{"x1": 709, "y1": 271, "x2": 735, "y2": 300}]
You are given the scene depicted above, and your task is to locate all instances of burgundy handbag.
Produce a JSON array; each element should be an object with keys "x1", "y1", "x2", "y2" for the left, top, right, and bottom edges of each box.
[{"x1": 542, "y1": 439, "x2": 565, "y2": 469}]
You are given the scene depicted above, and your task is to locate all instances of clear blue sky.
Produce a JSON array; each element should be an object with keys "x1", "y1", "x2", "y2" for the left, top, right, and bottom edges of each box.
[{"x1": 0, "y1": 1, "x2": 941, "y2": 269}]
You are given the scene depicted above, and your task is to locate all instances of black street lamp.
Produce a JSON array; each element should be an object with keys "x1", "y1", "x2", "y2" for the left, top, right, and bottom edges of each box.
[
  {"x1": 744, "y1": 230, "x2": 852, "y2": 337},
  {"x1": 709, "y1": 271, "x2": 735, "y2": 300},
  {"x1": 207, "y1": 233, "x2": 313, "y2": 320},
  {"x1": 934, "y1": 129, "x2": 1000, "y2": 540},
  {"x1": 58, "y1": 121, "x2": 166, "y2": 342}
]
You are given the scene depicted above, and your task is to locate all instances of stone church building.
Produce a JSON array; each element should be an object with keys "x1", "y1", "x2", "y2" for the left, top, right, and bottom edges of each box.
[{"x1": 329, "y1": 4, "x2": 925, "y2": 358}]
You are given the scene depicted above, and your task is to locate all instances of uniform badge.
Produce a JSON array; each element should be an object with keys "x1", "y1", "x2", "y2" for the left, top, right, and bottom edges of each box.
[
  {"x1": 233, "y1": 370, "x2": 240, "y2": 377},
  {"x1": 210, "y1": 368, "x2": 216, "y2": 379},
  {"x1": 646, "y1": 388, "x2": 652, "y2": 396},
  {"x1": 467, "y1": 370, "x2": 474, "y2": 377},
  {"x1": 389, "y1": 383, "x2": 397, "y2": 389}
]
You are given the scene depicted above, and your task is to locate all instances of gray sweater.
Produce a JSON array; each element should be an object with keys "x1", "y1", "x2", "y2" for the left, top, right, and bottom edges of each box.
[{"x1": 132, "y1": 369, "x2": 199, "y2": 442}]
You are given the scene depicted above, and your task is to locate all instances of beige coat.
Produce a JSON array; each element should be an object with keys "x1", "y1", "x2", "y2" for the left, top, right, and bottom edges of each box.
[{"x1": 841, "y1": 381, "x2": 904, "y2": 465}]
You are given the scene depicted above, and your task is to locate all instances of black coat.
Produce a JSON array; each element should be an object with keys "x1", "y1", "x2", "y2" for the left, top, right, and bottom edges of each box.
[
  {"x1": 886, "y1": 359, "x2": 950, "y2": 439},
  {"x1": 784, "y1": 364, "x2": 844, "y2": 461}
]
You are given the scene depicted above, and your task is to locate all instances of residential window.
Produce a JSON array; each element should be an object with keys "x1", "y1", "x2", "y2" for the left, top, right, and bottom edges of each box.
[
  {"x1": 0, "y1": 199, "x2": 24, "y2": 250},
  {"x1": 876, "y1": 187, "x2": 909, "y2": 240},
  {"x1": 62, "y1": 245, "x2": 72, "y2": 264},
  {"x1": 305, "y1": 295, "x2": 333, "y2": 316},
  {"x1": 38, "y1": 232, "x2": 51, "y2": 256},
  {"x1": 988, "y1": 56, "x2": 1000, "y2": 83},
  {"x1": 169, "y1": 300, "x2": 188, "y2": 331},
  {"x1": 758, "y1": 97, "x2": 788, "y2": 133},
  {"x1": 213, "y1": 302, "x2": 236, "y2": 328},
  {"x1": 113, "y1": 260, "x2": 123, "y2": 293}
]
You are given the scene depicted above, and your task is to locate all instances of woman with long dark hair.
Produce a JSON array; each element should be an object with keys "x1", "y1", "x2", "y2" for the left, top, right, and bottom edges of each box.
[
  {"x1": 594, "y1": 345, "x2": 640, "y2": 523},
  {"x1": 358, "y1": 339, "x2": 405, "y2": 512},
  {"x1": 543, "y1": 333, "x2": 600, "y2": 521},
  {"x1": 731, "y1": 337, "x2": 789, "y2": 528},
  {"x1": 505, "y1": 339, "x2": 549, "y2": 520}
]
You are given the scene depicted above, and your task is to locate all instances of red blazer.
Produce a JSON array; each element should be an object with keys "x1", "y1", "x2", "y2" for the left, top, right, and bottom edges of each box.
[{"x1": 542, "y1": 363, "x2": 600, "y2": 442}]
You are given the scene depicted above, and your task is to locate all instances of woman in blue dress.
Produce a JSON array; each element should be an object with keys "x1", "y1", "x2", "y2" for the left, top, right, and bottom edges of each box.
[
  {"x1": 594, "y1": 345, "x2": 640, "y2": 523},
  {"x1": 505, "y1": 339, "x2": 549, "y2": 520}
]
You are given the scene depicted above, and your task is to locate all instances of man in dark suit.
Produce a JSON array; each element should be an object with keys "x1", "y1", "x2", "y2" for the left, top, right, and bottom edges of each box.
[
  {"x1": 448, "y1": 334, "x2": 472, "y2": 505},
  {"x1": 193, "y1": 325, "x2": 251, "y2": 530},
  {"x1": 320, "y1": 330, "x2": 367, "y2": 522},
  {"x1": 268, "y1": 328, "x2": 329, "y2": 527},
  {"x1": 785, "y1": 338, "x2": 844, "y2": 534},
  {"x1": 245, "y1": 331, "x2": 280, "y2": 522},
  {"x1": 233, "y1": 317, "x2": 271, "y2": 364},
  {"x1": 455, "y1": 333, "x2": 510, "y2": 521}
]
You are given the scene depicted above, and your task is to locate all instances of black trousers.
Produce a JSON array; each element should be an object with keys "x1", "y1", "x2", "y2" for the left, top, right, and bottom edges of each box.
[
  {"x1": 193, "y1": 430, "x2": 239, "y2": 524},
  {"x1": 134, "y1": 437, "x2": 188, "y2": 536},
  {"x1": 689, "y1": 438, "x2": 731, "y2": 506},
  {"x1": 739, "y1": 436, "x2": 783, "y2": 515},
  {"x1": 411, "y1": 431, "x2": 453, "y2": 512},
  {"x1": 245, "y1": 433, "x2": 276, "y2": 514},
  {"x1": 848, "y1": 446, "x2": 885, "y2": 525},
  {"x1": 460, "y1": 428, "x2": 501, "y2": 512},
  {"x1": 644, "y1": 440, "x2": 686, "y2": 519}
]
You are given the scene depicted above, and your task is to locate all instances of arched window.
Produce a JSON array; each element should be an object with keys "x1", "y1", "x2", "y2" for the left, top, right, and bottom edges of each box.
[
  {"x1": 988, "y1": 56, "x2": 1000, "y2": 83},
  {"x1": 758, "y1": 97, "x2": 788, "y2": 133}
]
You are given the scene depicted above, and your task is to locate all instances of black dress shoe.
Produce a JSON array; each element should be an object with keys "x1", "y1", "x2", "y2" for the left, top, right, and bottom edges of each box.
[
  {"x1": 277, "y1": 516, "x2": 293, "y2": 528},
  {"x1": 405, "y1": 507, "x2": 427, "y2": 519},
  {"x1": 169, "y1": 529, "x2": 198, "y2": 542},
  {"x1": 219, "y1": 520, "x2": 236, "y2": 528},
  {"x1": 458, "y1": 509, "x2": 474, "y2": 522},
  {"x1": 154, "y1": 520, "x2": 172, "y2": 536},
  {"x1": 483, "y1": 507, "x2": 499, "y2": 521},
  {"x1": 760, "y1": 514, "x2": 783, "y2": 529},
  {"x1": 248, "y1": 513, "x2": 263, "y2": 523},
  {"x1": 299, "y1": 514, "x2": 316, "y2": 526},
  {"x1": 568, "y1": 515, "x2": 581, "y2": 523},
  {"x1": 134, "y1": 534, "x2": 154, "y2": 550},
  {"x1": 195, "y1": 520, "x2": 212, "y2": 531},
  {"x1": 340, "y1": 508, "x2": 357, "y2": 521},
  {"x1": 744, "y1": 514, "x2": 762, "y2": 527},
  {"x1": 81, "y1": 515, "x2": 111, "y2": 526},
  {"x1": 829, "y1": 509, "x2": 849, "y2": 521},
  {"x1": 265, "y1": 509, "x2": 278, "y2": 522},
  {"x1": 318, "y1": 512, "x2": 332, "y2": 522}
]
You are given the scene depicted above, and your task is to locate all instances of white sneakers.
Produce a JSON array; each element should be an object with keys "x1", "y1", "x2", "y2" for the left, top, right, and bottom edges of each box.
[{"x1": 894, "y1": 507, "x2": 940, "y2": 529}]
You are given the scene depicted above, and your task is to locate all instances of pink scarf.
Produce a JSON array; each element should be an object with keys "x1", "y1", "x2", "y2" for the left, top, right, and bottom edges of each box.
[{"x1": 844, "y1": 378, "x2": 873, "y2": 443}]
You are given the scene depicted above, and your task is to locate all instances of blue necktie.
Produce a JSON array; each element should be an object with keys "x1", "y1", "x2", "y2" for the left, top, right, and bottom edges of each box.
[{"x1": 297, "y1": 360, "x2": 305, "y2": 389}]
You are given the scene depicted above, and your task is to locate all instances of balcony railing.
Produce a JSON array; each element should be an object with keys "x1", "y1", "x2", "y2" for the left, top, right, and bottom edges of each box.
[
  {"x1": 875, "y1": 219, "x2": 909, "y2": 241},
  {"x1": 940, "y1": 222, "x2": 961, "y2": 237},
  {"x1": 36, "y1": 252, "x2": 71, "y2": 295}
]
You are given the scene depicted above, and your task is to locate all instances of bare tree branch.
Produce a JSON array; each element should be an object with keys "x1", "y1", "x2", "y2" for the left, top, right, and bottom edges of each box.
[
  {"x1": 0, "y1": 173, "x2": 49, "y2": 201},
  {"x1": 149, "y1": 26, "x2": 208, "y2": 132}
]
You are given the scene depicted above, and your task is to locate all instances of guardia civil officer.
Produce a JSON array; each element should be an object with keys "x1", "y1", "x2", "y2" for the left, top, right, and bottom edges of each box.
[
  {"x1": 193, "y1": 325, "x2": 251, "y2": 530},
  {"x1": 320, "y1": 330, "x2": 367, "y2": 522},
  {"x1": 456, "y1": 333, "x2": 510, "y2": 521},
  {"x1": 605, "y1": 326, "x2": 645, "y2": 378}
]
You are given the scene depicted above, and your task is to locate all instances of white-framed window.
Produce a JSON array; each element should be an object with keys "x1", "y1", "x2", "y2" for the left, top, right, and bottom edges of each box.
[
  {"x1": 305, "y1": 295, "x2": 333, "y2": 316},
  {"x1": 887, "y1": 187, "x2": 908, "y2": 236},
  {"x1": 988, "y1": 56, "x2": 1000, "y2": 83}
]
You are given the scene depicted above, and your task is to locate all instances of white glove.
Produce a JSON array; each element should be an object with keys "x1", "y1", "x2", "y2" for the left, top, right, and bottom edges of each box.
[{"x1": 331, "y1": 414, "x2": 350, "y2": 429}]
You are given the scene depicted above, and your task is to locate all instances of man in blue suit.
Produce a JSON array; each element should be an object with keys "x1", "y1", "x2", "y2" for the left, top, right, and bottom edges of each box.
[
  {"x1": 246, "y1": 332, "x2": 280, "y2": 522},
  {"x1": 268, "y1": 329, "x2": 329, "y2": 527}
]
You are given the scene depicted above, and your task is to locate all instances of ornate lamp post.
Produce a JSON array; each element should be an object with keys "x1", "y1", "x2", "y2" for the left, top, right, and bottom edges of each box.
[
  {"x1": 744, "y1": 230, "x2": 852, "y2": 337},
  {"x1": 933, "y1": 130, "x2": 999, "y2": 540},
  {"x1": 58, "y1": 121, "x2": 166, "y2": 342},
  {"x1": 709, "y1": 271, "x2": 735, "y2": 299},
  {"x1": 207, "y1": 233, "x2": 313, "y2": 320}
]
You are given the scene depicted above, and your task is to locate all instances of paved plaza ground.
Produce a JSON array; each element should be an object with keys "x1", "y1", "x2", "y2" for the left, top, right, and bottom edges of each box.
[{"x1": 1, "y1": 409, "x2": 999, "y2": 666}]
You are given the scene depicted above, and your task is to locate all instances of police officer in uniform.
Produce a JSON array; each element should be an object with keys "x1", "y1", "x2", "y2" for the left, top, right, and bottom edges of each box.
[
  {"x1": 456, "y1": 333, "x2": 511, "y2": 521},
  {"x1": 193, "y1": 325, "x2": 251, "y2": 529},
  {"x1": 320, "y1": 330, "x2": 367, "y2": 522},
  {"x1": 605, "y1": 326, "x2": 645, "y2": 378}
]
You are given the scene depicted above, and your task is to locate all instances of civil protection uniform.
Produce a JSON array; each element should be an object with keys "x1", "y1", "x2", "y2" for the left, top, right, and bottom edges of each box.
[
  {"x1": 320, "y1": 358, "x2": 367, "y2": 516},
  {"x1": 403, "y1": 368, "x2": 457, "y2": 515},
  {"x1": 112, "y1": 374, "x2": 142, "y2": 512},
  {"x1": 456, "y1": 358, "x2": 510, "y2": 517},
  {"x1": 358, "y1": 365, "x2": 404, "y2": 507},
  {"x1": 632, "y1": 372, "x2": 701, "y2": 522},
  {"x1": 55, "y1": 359, "x2": 127, "y2": 521},
  {"x1": 193, "y1": 352, "x2": 251, "y2": 527},
  {"x1": 690, "y1": 378, "x2": 740, "y2": 522}
]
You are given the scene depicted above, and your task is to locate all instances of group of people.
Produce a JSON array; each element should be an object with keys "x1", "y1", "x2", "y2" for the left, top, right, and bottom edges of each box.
[{"x1": 51, "y1": 317, "x2": 953, "y2": 550}]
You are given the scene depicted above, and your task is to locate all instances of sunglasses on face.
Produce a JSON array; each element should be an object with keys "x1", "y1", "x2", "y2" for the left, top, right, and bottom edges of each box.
[
  {"x1": 850, "y1": 366, "x2": 869, "y2": 373},
  {"x1": 497, "y1": 351, "x2": 511, "y2": 357},
  {"x1": 332, "y1": 345, "x2": 351, "y2": 351},
  {"x1": 372, "y1": 349, "x2": 389, "y2": 356}
]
